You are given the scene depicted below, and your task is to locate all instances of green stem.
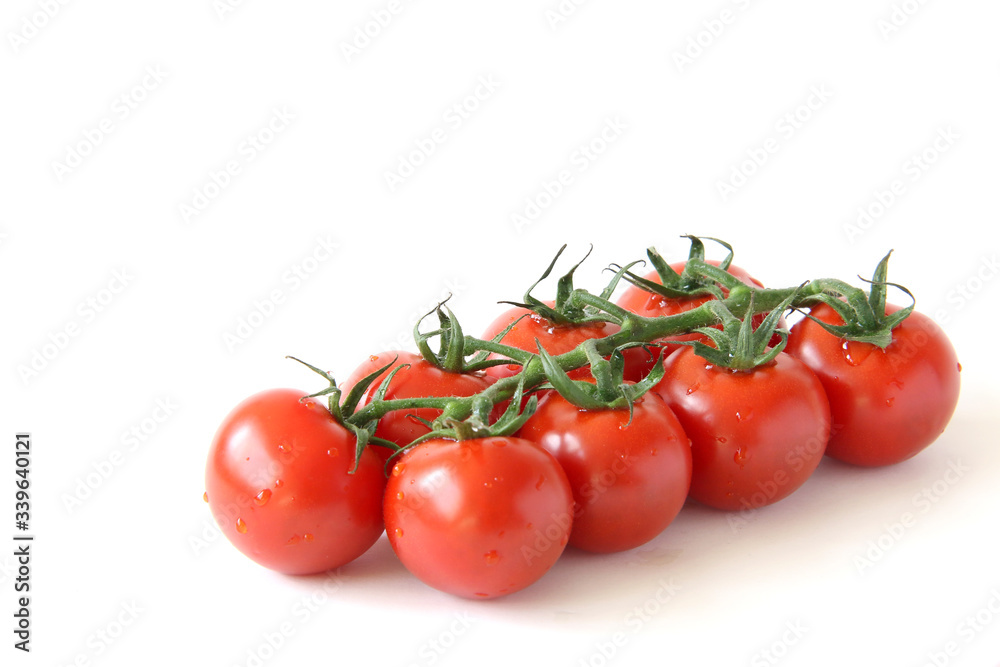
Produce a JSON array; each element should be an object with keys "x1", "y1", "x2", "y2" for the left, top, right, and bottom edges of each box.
[
  {"x1": 346, "y1": 281, "x2": 827, "y2": 427},
  {"x1": 463, "y1": 337, "x2": 536, "y2": 364}
]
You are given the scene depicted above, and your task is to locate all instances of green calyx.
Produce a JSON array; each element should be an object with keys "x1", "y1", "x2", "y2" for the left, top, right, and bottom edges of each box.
[
  {"x1": 802, "y1": 251, "x2": 914, "y2": 349},
  {"x1": 498, "y1": 244, "x2": 620, "y2": 326},
  {"x1": 387, "y1": 374, "x2": 539, "y2": 460},
  {"x1": 680, "y1": 290, "x2": 796, "y2": 371},
  {"x1": 289, "y1": 243, "x2": 910, "y2": 468},
  {"x1": 286, "y1": 355, "x2": 402, "y2": 472},
  {"x1": 535, "y1": 339, "x2": 666, "y2": 424},
  {"x1": 414, "y1": 299, "x2": 525, "y2": 373},
  {"x1": 617, "y1": 235, "x2": 743, "y2": 301}
]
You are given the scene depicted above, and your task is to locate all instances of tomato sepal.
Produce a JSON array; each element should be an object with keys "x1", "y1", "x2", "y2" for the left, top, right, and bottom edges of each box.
[
  {"x1": 535, "y1": 338, "x2": 667, "y2": 422},
  {"x1": 616, "y1": 236, "x2": 746, "y2": 301},
  {"x1": 387, "y1": 373, "x2": 540, "y2": 461},
  {"x1": 416, "y1": 299, "x2": 532, "y2": 373},
  {"x1": 499, "y1": 244, "x2": 621, "y2": 326},
  {"x1": 679, "y1": 290, "x2": 796, "y2": 371},
  {"x1": 800, "y1": 251, "x2": 915, "y2": 349},
  {"x1": 286, "y1": 354, "x2": 405, "y2": 472}
]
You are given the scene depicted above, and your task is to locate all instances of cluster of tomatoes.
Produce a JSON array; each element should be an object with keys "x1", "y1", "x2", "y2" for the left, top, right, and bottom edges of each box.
[{"x1": 204, "y1": 242, "x2": 961, "y2": 599}]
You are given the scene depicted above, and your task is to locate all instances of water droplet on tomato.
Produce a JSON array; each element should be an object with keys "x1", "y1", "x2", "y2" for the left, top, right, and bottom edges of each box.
[
  {"x1": 733, "y1": 448, "x2": 749, "y2": 465},
  {"x1": 274, "y1": 479, "x2": 284, "y2": 488},
  {"x1": 705, "y1": 364, "x2": 714, "y2": 371},
  {"x1": 536, "y1": 475, "x2": 546, "y2": 490},
  {"x1": 236, "y1": 518, "x2": 248, "y2": 534},
  {"x1": 392, "y1": 463, "x2": 406, "y2": 477},
  {"x1": 842, "y1": 340, "x2": 874, "y2": 366},
  {"x1": 889, "y1": 378, "x2": 905, "y2": 390},
  {"x1": 303, "y1": 533, "x2": 314, "y2": 542},
  {"x1": 957, "y1": 362, "x2": 962, "y2": 372},
  {"x1": 736, "y1": 409, "x2": 753, "y2": 422},
  {"x1": 716, "y1": 436, "x2": 728, "y2": 443},
  {"x1": 277, "y1": 443, "x2": 291, "y2": 453},
  {"x1": 369, "y1": 355, "x2": 379, "y2": 362},
  {"x1": 396, "y1": 491, "x2": 405, "y2": 501},
  {"x1": 286, "y1": 535, "x2": 301, "y2": 546},
  {"x1": 394, "y1": 528, "x2": 404, "y2": 538},
  {"x1": 327, "y1": 448, "x2": 339, "y2": 457},
  {"x1": 202, "y1": 492, "x2": 209, "y2": 503},
  {"x1": 686, "y1": 383, "x2": 700, "y2": 395},
  {"x1": 254, "y1": 489, "x2": 272, "y2": 506},
  {"x1": 484, "y1": 550, "x2": 500, "y2": 566},
  {"x1": 885, "y1": 397, "x2": 895, "y2": 407}
]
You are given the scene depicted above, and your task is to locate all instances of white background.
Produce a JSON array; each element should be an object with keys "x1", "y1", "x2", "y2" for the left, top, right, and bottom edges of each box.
[{"x1": 3, "y1": 1, "x2": 1000, "y2": 666}]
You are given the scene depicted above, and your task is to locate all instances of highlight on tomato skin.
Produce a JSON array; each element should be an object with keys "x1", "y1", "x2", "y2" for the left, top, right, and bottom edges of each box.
[
  {"x1": 516, "y1": 391, "x2": 692, "y2": 554},
  {"x1": 204, "y1": 388, "x2": 387, "y2": 575},
  {"x1": 383, "y1": 436, "x2": 575, "y2": 600},
  {"x1": 785, "y1": 302, "x2": 961, "y2": 467}
]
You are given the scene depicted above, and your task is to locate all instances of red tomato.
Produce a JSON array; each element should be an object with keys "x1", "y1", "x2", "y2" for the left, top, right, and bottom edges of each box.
[
  {"x1": 517, "y1": 392, "x2": 692, "y2": 553},
  {"x1": 384, "y1": 436, "x2": 574, "y2": 599},
  {"x1": 342, "y1": 351, "x2": 496, "y2": 449},
  {"x1": 205, "y1": 388, "x2": 386, "y2": 574},
  {"x1": 654, "y1": 349, "x2": 830, "y2": 511},
  {"x1": 785, "y1": 303, "x2": 960, "y2": 466},
  {"x1": 616, "y1": 260, "x2": 773, "y2": 381},
  {"x1": 480, "y1": 304, "x2": 619, "y2": 381}
]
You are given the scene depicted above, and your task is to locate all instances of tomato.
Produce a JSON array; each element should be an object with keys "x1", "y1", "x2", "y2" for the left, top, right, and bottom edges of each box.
[
  {"x1": 653, "y1": 349, "x2": 830, "y2": 511},
  {"x1": 616, "y1": 260, "x2": 774, "y2": 381},
  {"x1": 517, "y1": 391, "x2": 692, "y2": 553},
  {"x1": 785, "y1": 303, "x2": 960, "y2": 467},
  {"x1": 384, "y1": 436, "x2": 574, "y2": 599},
  {"x1": 480, "y1": 304, "x2": 618, "y2": 381},
  {"x1": 342, "y1": 351, "x2": 496, "y2": 449},
  {"x1": 205, "y1": 388, "x2": 386, "y2": 574}
]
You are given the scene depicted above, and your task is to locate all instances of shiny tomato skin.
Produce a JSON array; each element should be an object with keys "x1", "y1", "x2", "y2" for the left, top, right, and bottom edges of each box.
[
  {"x1": 205, "y1": 388, "x2": 386, "y2": 575},
  {"x1": 342, "y1": 351, "x2": 496, "y2": 449},
  {"x1": 616, "y1": 261, "x2": 771, "y2": 382},
  {"x1": 517, "y1": 392, "x2": 692, "y2": 553},
  {"x1": 785, "y1": 303, "x2": 960, "y2": 467},
  {"x1": 480, "y1": 304, "x2": 619, "y2": 381},
  {"x1": 384, "y1": 437, "x2": 574, "y2": 599},
  {"x1": 654, "y1": 350, "x2": 830, "y2": 511}
]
